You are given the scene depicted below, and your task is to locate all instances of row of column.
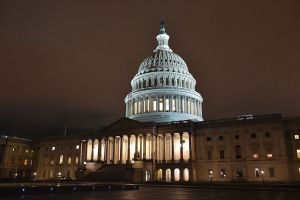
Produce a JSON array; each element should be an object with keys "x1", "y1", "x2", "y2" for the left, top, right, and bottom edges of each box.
[
  {"x1": 80, "y1": 132, "x2": 193, "y2": 165},
  {"x1": 132, "y1": 76, "x2": 195, "y2": 91},
  {"x1": 126, "y1": 95, "x2": 202, "y2": 117}
]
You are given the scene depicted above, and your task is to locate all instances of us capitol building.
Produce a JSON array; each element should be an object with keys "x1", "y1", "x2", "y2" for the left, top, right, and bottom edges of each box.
[{"x1": 1, "y1": 21, "x2": 300, "y2": 183}]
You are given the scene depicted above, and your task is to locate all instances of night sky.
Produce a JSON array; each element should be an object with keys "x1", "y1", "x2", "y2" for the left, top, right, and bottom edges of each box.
[{"x1": 0, "y1": 0, "x2": 299, "y2": 137}]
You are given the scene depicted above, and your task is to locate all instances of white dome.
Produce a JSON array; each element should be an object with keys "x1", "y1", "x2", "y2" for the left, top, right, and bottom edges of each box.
[{"x1": 125, "y1": 21, "x2": 203, "y2": 123}]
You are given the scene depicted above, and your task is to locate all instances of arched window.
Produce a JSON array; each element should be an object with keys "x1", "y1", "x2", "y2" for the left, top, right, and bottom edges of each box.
[
  {"x1": 100, "y1": 139, "x2": 106, "y2": 161},
  {"x1": 166, "y1": 77, "x2": 169, "y2": 85},
  {"x1": 129, "y1": 135, "x2": 136, "y2": 161},
  {"x1": 183, "y1": 168, "x2": 189, "y2": 181},
  {"x1": 86, "y1": 140, "x2": 93, "y2": 161},
  {"x1": 166, "y1": 168, "x2": 171, "y2": 182},
  {"x1": 235, "y1": 145, "x2": 241, "y2": 159},
  {"x1": 148, "y1": 78, "x2": 152, "y2": 87},
  {"x1": 93, "y1": 139, "x2": 99, "y2": 161},
  {"x1": 154, "y1": 78, "x2": 157, "y2": 86},
  {"x1": 174, "y1": 168, "x2": 180, "y2": 181},
  {"x1": 143, "y1": 79, "x2": 146, "y2": 88},
  {"x1": 157, "y1": 169, "x2": 163, "y2": 181},
  {"x1": 145, "y1": 171, "x2": 151, "y2": 182}
]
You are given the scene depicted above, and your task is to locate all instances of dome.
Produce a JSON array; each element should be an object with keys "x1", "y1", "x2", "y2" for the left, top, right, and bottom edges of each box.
[
  {"x1": 136, "y1": 50, "x2": 189, "y2": 76},
  {"x1": 124, "y1": 21, "x2": 203, "y2": 123}
]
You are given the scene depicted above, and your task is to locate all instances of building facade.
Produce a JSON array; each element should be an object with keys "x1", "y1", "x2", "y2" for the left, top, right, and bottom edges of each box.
[
  {"x1": 0, "y1": 136, "x2": 36, "y2": 180},
  {"x1": 1, "y1": 22, "x2": 300, "y2": 183}
]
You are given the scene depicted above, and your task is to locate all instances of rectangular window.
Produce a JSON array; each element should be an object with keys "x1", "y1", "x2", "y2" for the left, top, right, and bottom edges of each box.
[
  {"x1": 267, "y1": 153, "x2": 273, "y2": 158},
  {"x1": 75, "y1": 157, "x2": 79, "y2": 164},
  {"x1": 219, "y1": 136, "x2": 223, "y2": 141},
  {"x1": 206, "y1": 137, "x2": 211, "y2": 141},
  {"x1": 172, "y1": 98, "x2": 176, "y2": 111},
  {"x1": 134, "y1": 102, "x2": 137, "y2": 114},
  {"x1": 295, "y1": 134, "x2": 300, "y2": 140},
  {"x1": 220, "y1": 169, "x2": 226, "y2": 178},
  {"x1": 165, "y1": 98, "x2": 170, "y2": 111},
  {"x1": 187, "y1": 98, "x2": 190, "y2": 113},
  {"x1": 236, "y1": 169, "x2": 243, "y2": 177},
  {"x1": 220, "y1": 150, "x2": 224, "y2": 159},
  {"x1": 159, "y1": 98, "x2": 163, "y2": 112},
  {"x1": 207, "y1": 151, "x2": 212, "y2": 160},
  {"x1": 76, "y1": 145, "x2": 80, "y2": 149},
  {"x1": 137, "y1": 100, "x2": 141, "y2": 114},
  {"x1": 181, "y1": 98, "x2": 185, "y2": 113},
  {"x1": 297, "y1": 149, "x2": 300, "y2": 158},
  {"x1": 253, "y1": 154, "x2": 258, "y2": 159},
  {"x1": 152, "y1": 99, "x2": 157, "y2": 111},
  {"x1": 269, "y1": 167, "x2": 275, "y2": 177},
  {"x1": 251, "y1": 133, "x2": 256, "y2": 138}
]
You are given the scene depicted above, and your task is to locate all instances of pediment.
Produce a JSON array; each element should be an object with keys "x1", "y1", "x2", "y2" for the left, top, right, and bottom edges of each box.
[{"x1": 100, "y1": 118, "x2": 147, "y2": 133}]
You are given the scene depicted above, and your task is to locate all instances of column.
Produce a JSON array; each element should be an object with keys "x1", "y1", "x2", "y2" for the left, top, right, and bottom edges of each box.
[
  {"x1": 180, "y1": 133, "x2": 183, "y2": 162},
  {"x1": 80, "y1": 140, "x2": 83, "y2": 164},
  {"x1": 149, "y1": 97, "x2": 152, "y2": 112},
  {"x1": 171, "y1": 133, "x2": 174, "y2": 162},
  {"x1": 112, "y1": 137, "x2": 115, "y2": 164},
  {"x1": 163, "y1": 134, "x2": 166, "y2": 162},
  {"x1": 189, "y1": 133, "x2": 192, "y2": 162},
  {"x1": 127, "y1": 135, "x2": 130, "y2": 163},
  {"x1": 135, "y1": 135, "x2": 138, "y2": 160},
  {"x1": 143, "y1": 135, "x2": 146, "y2": 159},
  {"x1": 139, "y1": 135, "x2": 143, "y2": 160},
  {"x1": 163, "y1": 95, "x2": 166, "y2": 112},
  {"x1": 141, "y1": 98, "x2": 144, "y2": 113},
  {"x1": 156, "y1": 96, "x2": 159, "y2": 112},
  {"x1": 120, "y1": 136, "x2": 123, "y2": 164},
  {"x1": 106, "y1": 138, "x2": 109, "y2": 164},
  {"x1": 170, "y1": 96, "x2": 173, "y2": 112},
  {"x1": 152, "y1": 134, "x2": 156, "y2": 161},
  {"x1": 98, "y1": 138, "x2": 101, "y2": 162}
]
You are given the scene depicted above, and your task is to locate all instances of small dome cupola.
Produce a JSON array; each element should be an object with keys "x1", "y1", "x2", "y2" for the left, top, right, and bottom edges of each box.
[{"x1": 154, "y1": 20, "x2": 172, "y2": 52}]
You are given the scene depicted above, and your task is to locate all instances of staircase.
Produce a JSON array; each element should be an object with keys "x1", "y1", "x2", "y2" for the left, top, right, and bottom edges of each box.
[{"x1": 78, "y1": 164, "x2": 134, "y2": 182}]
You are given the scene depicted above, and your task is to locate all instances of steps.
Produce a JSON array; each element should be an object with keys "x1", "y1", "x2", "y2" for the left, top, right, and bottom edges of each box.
[{"x1": 79, "y1": 164, "x2": 134, "y2": 182}]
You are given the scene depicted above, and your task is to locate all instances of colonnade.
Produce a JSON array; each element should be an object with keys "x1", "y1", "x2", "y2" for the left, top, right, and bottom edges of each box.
[
  {"x1": 80, "y1": 132, "x2": 193, "y2": 165},
  {"x1": 125, "y1": 95, "x2": 202, "y2": 117}
]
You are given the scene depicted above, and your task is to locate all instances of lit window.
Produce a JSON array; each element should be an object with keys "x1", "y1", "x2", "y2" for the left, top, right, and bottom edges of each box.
[
  {"x1": 165, "y1": 98, "x2": 170, "y2": 111},
  {"x1": 159, "y1": 98, "x2": 163, "y2": 111},
  {"x1": 297, "y1": 149, "x2": 300, "y2": 158},
  {"x1": 253, "y1": 154, "x2": 258, "y2": 159},
  {"x1": 267, "y1": 153, "x2": 273, "y2": 158},
  {"x1": 59, "y1": 154, "x2": 64, "y2": 164},
  {"x1": 25, "y1": 150, "x2": 29, "y2": 153},
  {"x1": 68, "y1": 157, "x2": 72, "y2": 164},
  {"x1": 298, "y1": 167, "x2": 300, "y2": 175},
  {"x1": 75, "y1": 157, "x2": 79, "y2": 164},
  {"x1": 58, "y1": 171, "x2": 62, "y2": 177},
  {"x1": 76, "y1": 145, "x2": 80, "y2": 149},
  {"x1": 12, "y1": 147, "x2": 15, "y2": 152},
  {"x1": 24, "y1": 159, "x2": 28, "y2": 165},
  {"x1": 50, "y1": 160, "x2": 54, "y2": 165},
  {"x1": 295, "y1": 135, "x2": 300, "y2": 140},
  {"x1": 255, "y1": 168, "x2": 260, "y2": 177},
  {"x1": 152, "y1": 99, "x2": 157, "y2": 111},
  {"x1": 172, "y1": 98, "x2": 176, "y2": 111},
  {"x1": 51, "y1": 146, "x2": 55, "y2": 151}
]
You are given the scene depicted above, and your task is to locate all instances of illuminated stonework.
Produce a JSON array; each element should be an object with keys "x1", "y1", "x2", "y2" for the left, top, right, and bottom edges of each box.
[{"x1": 125, "y1": 21, "x2": 203, "y2": 123}]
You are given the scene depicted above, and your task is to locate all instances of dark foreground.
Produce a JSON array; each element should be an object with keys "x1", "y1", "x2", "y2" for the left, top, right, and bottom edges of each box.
[{"x1": 3, "y1": 186, "x2": 299, "y2": 200}]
